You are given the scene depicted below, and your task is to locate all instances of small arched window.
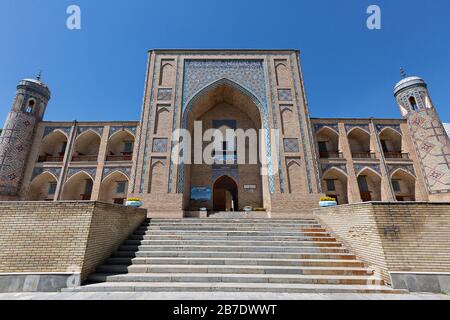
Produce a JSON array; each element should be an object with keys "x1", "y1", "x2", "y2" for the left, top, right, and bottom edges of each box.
[
  {"x1": 409, "y1": 96, "x2": 418, "y2": 111},
  {"x1": 25, "y1": 99, "x2": 35, "y2": 114}
]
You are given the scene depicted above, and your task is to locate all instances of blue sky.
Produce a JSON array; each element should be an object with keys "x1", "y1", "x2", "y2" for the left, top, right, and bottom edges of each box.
[{"x1": 1, "y1": 0, "x2": 449, "y2": 127}]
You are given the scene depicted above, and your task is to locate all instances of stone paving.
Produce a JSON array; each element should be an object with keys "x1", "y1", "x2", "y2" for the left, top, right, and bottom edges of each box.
[{"x1": 0, "y1": 292, "x2": 449, "y2": 300}]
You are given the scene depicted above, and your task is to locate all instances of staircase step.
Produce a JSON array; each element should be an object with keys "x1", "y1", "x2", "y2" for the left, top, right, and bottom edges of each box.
[
  {"x1": 111, "y1": 251, "x2": 355, "y2": 260},
  {"x1": 123, "y1": 239, "x2": 336, "y2": 246},
  {"x1": 103, "y1": 257, "x2": 365, "y2": 268},
  {"x1": 96, "y1": 264, "x2": 374, "y2": 276},
  {"x1": 67, "y1": 282, "x2": 404, "y2": 294},
  {"x1": 135, "y1": 231, "x2": 334, "y2": 237},
  {"x1": 118, "y1": 243, "x2": 343, "y2": 253},
  {"x1": 88, "y1": 273, "x2": 384, "y2": 286}
]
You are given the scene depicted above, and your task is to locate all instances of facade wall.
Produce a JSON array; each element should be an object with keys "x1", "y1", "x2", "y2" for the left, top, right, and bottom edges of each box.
[
  {"x1": 1, "y1": 50, "x2": 448, "y2": 215},
  {"x1": 0, "y1": 201, "x2": 146, "y2": 283},
  {"x1": 314, "y1": 202, "x2": 450, "y2": 284},
  {"x1": 311, "y1": 118, "x2": 434, "y2": 205}
]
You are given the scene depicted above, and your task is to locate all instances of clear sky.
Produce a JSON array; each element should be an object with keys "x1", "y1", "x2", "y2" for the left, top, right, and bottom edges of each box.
[{"x1": 1, "y1": 0, "x2": 449, "y2": 127}]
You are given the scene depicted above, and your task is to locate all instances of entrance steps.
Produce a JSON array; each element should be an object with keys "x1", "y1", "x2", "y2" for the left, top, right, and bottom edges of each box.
[{"x1": 67, "y1": 218, "x2": 406, "y2": 293}]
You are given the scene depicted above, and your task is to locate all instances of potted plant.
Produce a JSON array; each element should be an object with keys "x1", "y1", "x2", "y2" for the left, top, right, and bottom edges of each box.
[
  {"x1": 125, "y1": 198, "x2": 143, "y2": 208},
  {"x1": 319, "y1": 196, "x2": 337, "y2": 207},
  {"x1": 243, "y1": 206, "x2": 253, "y2": 213}
]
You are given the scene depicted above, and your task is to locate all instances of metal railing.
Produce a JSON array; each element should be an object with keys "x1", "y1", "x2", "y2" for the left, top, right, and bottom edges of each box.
[
  {"x1": 38, "y1": 155, "x2": 64, "y2": 162},
  {"x1": 106, "y1": 154, "x2": 133, "y2": 162},
  {"x1": 319, "y1": 151, "x2": 343, "y2": 159},
  {"x1": 352, "y1": 152, "x2": 376, "y2": 159},
  {"x1": 384, "y1": 152, "x2": 409, "y2": 159},
  {"x1": 72, "y1": 155, "x2": 98, "y2": 162}
]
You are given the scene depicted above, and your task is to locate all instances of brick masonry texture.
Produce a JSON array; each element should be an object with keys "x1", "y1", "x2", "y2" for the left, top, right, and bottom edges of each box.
[
  {"x1": 314, "y1": 202, "x2": 450, "y2": 284},
  {"x1": 0, "y1": 201, "x2": 146, "y2": 282}
]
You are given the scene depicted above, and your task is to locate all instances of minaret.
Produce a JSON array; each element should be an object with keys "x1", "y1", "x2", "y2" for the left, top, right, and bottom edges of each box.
[
  {"x1": 394, "y1": 70, "x2": 450, "y2": 201},
  {"x1": 0, "y1": 74, "x2": 51, "y2": 197}
]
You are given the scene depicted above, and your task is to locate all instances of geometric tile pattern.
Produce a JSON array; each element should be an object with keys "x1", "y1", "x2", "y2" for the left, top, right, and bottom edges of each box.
[
  {"x1": 0, "y1": 112, "x2": 37, "y2": 195},
  {"x1": 278, "y1": 89, "x2": 292, "y2": 101},
  {"x1": 31, "y1": 167, "x2": 62, "y2": 181},
  {"x1": 102, "y1": 166, "x2": 131, "y2": 181},
  {"x1": 387, "y1": 164, "x2": 416, "y2": 177},
  {"x1": 109, "y1": 126, "x2": 137, "y2": 137},
  {"x1": 157, "y1": 88, "x2": 172, "y2": 101},
  {"x1": 354, "y1": 163, "x2": 381, "y2": 176},
  {"x1": 77, "y1": 126, "x2": 104, "y2": 136},
  {"x1": 152, "y1": 138, "x2": 168, "y2": 153},
  {"x1": 43, "y1": 126, "x2": 71, "y2": 138},
  {"x1": 314, "y1": 123, "x2": 339, "y2": 134},
  {"x1": 177, "y1": 59, "x2": 275, "y2": 194},
  {"x1": 345, "y1": 124, "x2": 370, "y2": 134},
  {"x1": 321, "y1": 163, "x2": 347, "y2": 175},
  {"x1": 66, "y1": 167, "x2": 97, "y2": 181},
  {"x1": 375, "y1": 124, "x2": 402, "y2": 135},
  {"x1": 283, "y1": 138, "x2": 299, "y2": 153},
  {"x1": 406, "y1": 108, "x2": 450, "y2": 194}
]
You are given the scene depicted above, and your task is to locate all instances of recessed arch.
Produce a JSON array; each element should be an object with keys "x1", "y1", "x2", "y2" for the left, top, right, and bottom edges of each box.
[
  {"x1": 390, "y1": 168, "x2": 417, "y2": 201},
  {"x1": 180, "y1": 79, "x2": 265, "y2": 211},
  {"x1": 38, "y1": 130, "x2": 68, "y2": 162},
  {"x1": 316, "y1": 126, "x2": 340, "y2": 158},
  {"x1": 28, "y1": 172, "x2": 58, "y2": 201},
  {"x1": 106, "y1": 130, "x2": 135, "y2": 162},
  {"x1": 357, "y1": 167, "x2": 382, "y2": 202},
  {"x1": 61, "y1": 171, "x2": 94, "y2": 200},
  {"x1": 321, "y1": 167, "x2": 348, "y2": 205},
  {"x1": 213, "y1": 175, "x2": 239, "y2": 212},
  {"x1": 348, "y1": 127, "x2": 372, "y2": 158},
  {"x1": 379, "y1": 127, "x2": 404, "y2": 159},
  {"x1": 99, "y1": 171, "x2": 130, "y2": 204},
  {"x1": 183, "y1": 78, "x2": 265, "y2": 128},
  {"x1": 72, "y1": 130, "x2": 101, "y2": 162}
]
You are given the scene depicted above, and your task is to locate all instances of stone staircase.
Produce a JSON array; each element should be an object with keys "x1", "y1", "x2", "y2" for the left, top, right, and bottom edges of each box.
[{"x1": 69, "y1": 218, "x2": 404, "y2": 293}]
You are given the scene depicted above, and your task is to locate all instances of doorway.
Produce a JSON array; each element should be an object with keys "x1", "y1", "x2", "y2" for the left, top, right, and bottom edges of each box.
[{"x1": 213, "y1": 176, "x2": 238, "y2": 211}]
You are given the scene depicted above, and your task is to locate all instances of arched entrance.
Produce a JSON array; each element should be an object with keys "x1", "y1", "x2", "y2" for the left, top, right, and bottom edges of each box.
[
  {"x1": 213, "y1": 176, "x2": 238, "y2": 211},
  {"x1": 181, "y1": 80, "x2": 265, "y2": 211}
]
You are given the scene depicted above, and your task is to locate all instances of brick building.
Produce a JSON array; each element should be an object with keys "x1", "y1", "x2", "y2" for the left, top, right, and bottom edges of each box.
[{"x1": 0, "y1": 49, "x2": 449, "y2": 217}]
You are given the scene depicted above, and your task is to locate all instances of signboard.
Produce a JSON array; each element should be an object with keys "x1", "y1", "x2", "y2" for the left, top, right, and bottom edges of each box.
[{"x1": 191, "y1": 187, "x2": 212, "y2": 201}]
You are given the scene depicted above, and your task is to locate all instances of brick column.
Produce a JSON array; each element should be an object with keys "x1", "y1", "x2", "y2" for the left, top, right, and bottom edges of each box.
[{"x1": 339, "y1": 122, "x2": 362, "y2": 203}]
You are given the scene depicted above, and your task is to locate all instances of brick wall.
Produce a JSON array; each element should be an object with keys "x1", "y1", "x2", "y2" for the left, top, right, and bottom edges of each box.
[
  {"x1": 314, "y1": 202, "x2": 450, "y2": 283},
  {"x1": 0, "y1": 201, "x2": 146, "y2": 282}
]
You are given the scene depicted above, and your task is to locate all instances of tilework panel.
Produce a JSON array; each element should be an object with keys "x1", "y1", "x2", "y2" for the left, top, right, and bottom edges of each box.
[
  {"x1": 102, "y1": 166, "x2": 131, "y2": 181},
  {"x1": 354, "y1": 163, "x2": 381, "y2": 176},
  {"x1": 109, "y1": 126, "x2": 137, "y2": 137},
  {"x1": 157, "y1": 88, "x2": 172, "y2": 101},
  {"x1": 278, "y1": 89, "x2": 292, "y2": 101},
  {"x1": 66, "y1": 167, "x2": 97, "y2": 181},
  {"x1": 375, "y1": 124, "x2": 402, "y2": 135},
  {"x1": 314, "y1": 123, "x2": 339, "y2": 134},
  {"x1": 283, "y1": 138, "x2": 299, "y2": 153},
  {"x1": 152, "y1": 138, "x2": 168, "y2": 153},
  {"x1": 31, "y1": 167, "x2": 62, "y2": 181},
  {"x1": 43, "y1": 127, "x2": 71, "y2": 138},
  {"x1": 177, "y1": 59, "x2": 275, "y2": 194}
]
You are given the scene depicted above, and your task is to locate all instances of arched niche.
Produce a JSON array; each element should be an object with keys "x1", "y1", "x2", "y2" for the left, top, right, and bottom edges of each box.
[
  {"x1": 99, "y1": 171, "x2": 129, "y2": 204},
  {"x1": 348, "y1": 128, "x2": 372, "y2": 159},
  {"x1": 321, "y1": 168, "x2": 348, "y2": 204},
  {"x1": 357, "y1": 168, "x2": 382, "y2": 202},
  {"x1": 316, "y1": 127, "x2": 340, "y2": 158},
  {"x1": 391, "y1": 169, "x2": 416, "y2": 201},
  {"x1": 106, "y1": 130, "x2": 135, "y2": 162},
  {"x1": 61, "y1": 171, "x2": 94, "y2": 200},
  {"x1": 28, "y1": 172, "x2": 58, "y2": 201},
  {"x1": 72, "y1": 130, "x2": 101, "y2": 162},
  {"x1": 38, "y1": 130, "x2": 68, "y2": 162}
]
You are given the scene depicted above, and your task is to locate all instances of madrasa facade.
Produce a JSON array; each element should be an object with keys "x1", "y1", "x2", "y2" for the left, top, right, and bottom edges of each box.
[{"x1": 0, "y1": 49, "x2": 449, "y2": 218}]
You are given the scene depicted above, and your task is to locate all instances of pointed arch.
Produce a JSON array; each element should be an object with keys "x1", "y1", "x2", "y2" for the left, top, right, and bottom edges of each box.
[
  {"x1": 357, "y1": 167, "x2": 382, "y2": 202},
  {"x1": 106, "y1": 130, "x2": 135, "y2": 162},
  {"x1": 182, "y1": 77, "x2": 264, "y2": 127},
  {"x1": 61, "y1": 171, "x2": 94, "y2": 200},
  {"x1": 28, "y1": 172, "x2": 58, "y2": 201},
  {"x1": 316, "y1": 125, "x2": 340, "y2": 136},
  {"x1": 347, "y1": 126, "x2": 371, "y2": 136},
  {"x1": 321, "y1": 167, "x2": 348, "y2": 205},
  {"x1": 99, "y1": 170, "x2": 130, "y2": 204},
  {"x1": 39, "y1": 130, "x2": 68, "y2": 162},
  {"x1": 356, "y1": 166, "x2": 382, "y2": 178},
  {"x1": 73, "y1": 130, "x2": 101, "y2": 162},
  {"x1": 390, "y1": 168, "x2": 417, "y2": 201}
]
